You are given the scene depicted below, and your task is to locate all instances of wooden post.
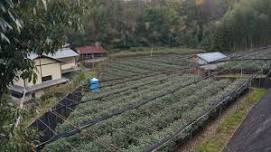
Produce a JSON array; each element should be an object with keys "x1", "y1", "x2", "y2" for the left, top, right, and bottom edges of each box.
[
  {"x1": 241, "y1": 66, "x2": 243, "y2": 77},
  {"x1": 39, "y1": 58, "x2": 43, "y2": 81}
]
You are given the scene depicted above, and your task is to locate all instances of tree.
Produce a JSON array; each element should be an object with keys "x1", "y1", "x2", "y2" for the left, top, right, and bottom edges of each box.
[
  {"x1": 0, "y1": 0, "x2": 83, "y2": 98},
  {"x1": 68, "y1": 0, "x2": 230, "y2": 49},
  {"x1": 212, "y1": 0, "x2": 271, "y2": 51},
  {"x1": 0, "y1": 0, "x2": 22, "y2": 43},
  {"x1": 0, "y1": 0, "x2": 84, "y2": 151},
  {"x1": 51, "y1": 0, "x2": 271, "y2": 51},
  {"x1": 136, "y1": 4, "x2": 182, "y2": 47}
]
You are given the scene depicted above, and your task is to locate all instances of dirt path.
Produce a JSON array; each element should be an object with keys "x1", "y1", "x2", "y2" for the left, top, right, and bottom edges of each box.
[{"x1": 224, "y1": 89, "x2": 271, "y2": 152}]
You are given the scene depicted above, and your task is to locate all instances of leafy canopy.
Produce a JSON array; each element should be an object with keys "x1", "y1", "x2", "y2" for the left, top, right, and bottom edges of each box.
[{"x1": 0, "y1": 0, "x2": 85, "y2": 151}]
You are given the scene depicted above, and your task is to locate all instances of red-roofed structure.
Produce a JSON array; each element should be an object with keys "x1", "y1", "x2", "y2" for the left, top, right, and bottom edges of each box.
[{"x1": 76, "y1": 43, "x2": 107, "y2": 61}]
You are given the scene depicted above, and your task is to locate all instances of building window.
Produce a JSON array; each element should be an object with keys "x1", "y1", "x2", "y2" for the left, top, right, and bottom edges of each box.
[
  {"x1": 42, "y1": 75, "x2": 52, "y2": 82},
  {"x1": 11, "y1": 91, "x2": 23, "y2": 98}
]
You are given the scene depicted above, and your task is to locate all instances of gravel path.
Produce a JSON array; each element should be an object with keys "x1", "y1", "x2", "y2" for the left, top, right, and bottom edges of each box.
[{"x1": 224, "y1": 89, "x2": 271, "y2": 152}]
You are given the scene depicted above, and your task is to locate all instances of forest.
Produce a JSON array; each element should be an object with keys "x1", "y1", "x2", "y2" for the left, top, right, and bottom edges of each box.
[
  {"x1": 1, "y1": 0, "x2": 271, "y2": 151},
  {"x1": 69, "y1": 0, "x2": 271, "y2": 51}
]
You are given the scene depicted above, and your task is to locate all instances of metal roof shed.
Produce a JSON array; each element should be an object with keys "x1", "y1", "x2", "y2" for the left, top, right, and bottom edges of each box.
[
  {"x1": 28, "y1": 48, "x2": 79, "y2": 60},
  {"x1": 47, "y1": 48, "x2": 79, "y2": 59},
  {"x1": 196, "y1": 52, "x2": 227, "y2": 65}
]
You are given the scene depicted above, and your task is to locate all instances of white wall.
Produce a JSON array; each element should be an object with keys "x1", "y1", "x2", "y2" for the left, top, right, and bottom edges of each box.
[
  {"x1": 14, "y1": 57, "x2": 62, "y2": 87},
  {"x1": 59, "y1": 57, "x2": 77, "y2": 71},
  {"x1": 197, "y1": 58, "x2": 208, "y2": 65}
]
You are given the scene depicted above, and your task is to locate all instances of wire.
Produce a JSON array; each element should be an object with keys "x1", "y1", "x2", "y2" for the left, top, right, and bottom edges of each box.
[
  {"x1": 37, "y1": 118, "x2": 79, "y2": 152},
  {"x1": 144, "y1": 77, "x2": 254, "y2": 152},
  {"x1": 36, "y1": 61, "x2": 245, "y2": 148},
  {"x1": 58, "y1": 72, "x2": 189, "y2": 110},
  {"x1": 34, "y1": 49, "x2": 271, "y2": 150},
  {"x1": 75, "y1": 66, "x2": 194, "y2": 95},
  {"x1": 44, "y1": 75, "x2": 199, "y2": 141},
  {"x1": 50, "y1": 111, "x2": 80, "y2": 130},
  {"x1": 36, "y1": 110, "x2": 122, "y2": 152},
  {"x1": 65, "y1": 61, "x2": 258, "y2": 151},
  {"x1": 61, "y1": 60, "x2": 262, "y2": 151}
]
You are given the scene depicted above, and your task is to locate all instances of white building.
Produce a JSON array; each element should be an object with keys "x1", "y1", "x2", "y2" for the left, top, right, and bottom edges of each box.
[
  {"x1": 194, "y1": 52, "x2": 227, "y2": 65},
  {"x1": 11, "y1": 48, "x2": 79, "y2": 101},
  {"x1": 29, "y1": 48, "x2": 80, "y2": 73}
]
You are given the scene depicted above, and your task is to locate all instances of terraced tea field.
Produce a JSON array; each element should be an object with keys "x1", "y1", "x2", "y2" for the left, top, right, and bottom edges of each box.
[
  {"x1": 219, "y1": 47, "x2": 271, "y2": 74},
  {"x1": 41, "y1": 54, "x2": 251, "y2": 152},
  {"x1": 220, "y1": 60, "x2": 271, "y2": 74},
  {"x1": 99, "y1": 54, "x2": 196, "y2": 80},
  {"x1": 44, "y1": 77, "x2": 247, "y2": 152}
]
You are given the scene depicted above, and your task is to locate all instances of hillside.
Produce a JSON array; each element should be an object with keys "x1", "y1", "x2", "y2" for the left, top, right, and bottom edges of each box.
[{"x1": 69, "y1": 0, "x2": 271, "y2": 51}]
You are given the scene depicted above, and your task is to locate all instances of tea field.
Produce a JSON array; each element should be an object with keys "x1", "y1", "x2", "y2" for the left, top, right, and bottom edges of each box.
[{"x1": 42, "y1": 54, "x2": 251, "y2": 152}]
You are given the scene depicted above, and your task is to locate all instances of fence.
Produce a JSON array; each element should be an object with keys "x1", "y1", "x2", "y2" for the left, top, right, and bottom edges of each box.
[
  {"x1": 30, "y1": 72, "x2": 271, "y2": 151},
  {"x1": 144, "y1": 78, "x2": 250, "y2": 152},
  {"x1": 30, "y1": 86, "x2": 83, "y2": 148}
]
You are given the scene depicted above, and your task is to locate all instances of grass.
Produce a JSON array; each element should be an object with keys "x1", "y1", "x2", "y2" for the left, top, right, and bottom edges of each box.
[
  {"x1": 194, "y1": 88, "x2": 267, "y2": 152},
  {"x1": 109, "y1": 47, "x2": 204, "y2": 58}
]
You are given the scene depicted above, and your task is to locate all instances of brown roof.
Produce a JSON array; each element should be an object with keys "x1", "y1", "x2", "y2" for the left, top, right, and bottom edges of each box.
[{"x1": 76, "y1": 45, "x2": 106, "y2": 54}]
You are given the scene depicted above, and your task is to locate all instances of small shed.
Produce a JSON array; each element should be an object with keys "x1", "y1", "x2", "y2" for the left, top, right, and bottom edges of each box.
[
  {"x1": 194, "y1": 52, "x2": 227, "y2": 65},
  {"x1": 29, "y1": 48, "x2": 79, "y2": 73},
  {"x1": 76, "y1": 43, "x2": 107, "y2": 61},
  {"x1": 49, "y1": 48, "x2": 79, "y2": 73}
]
